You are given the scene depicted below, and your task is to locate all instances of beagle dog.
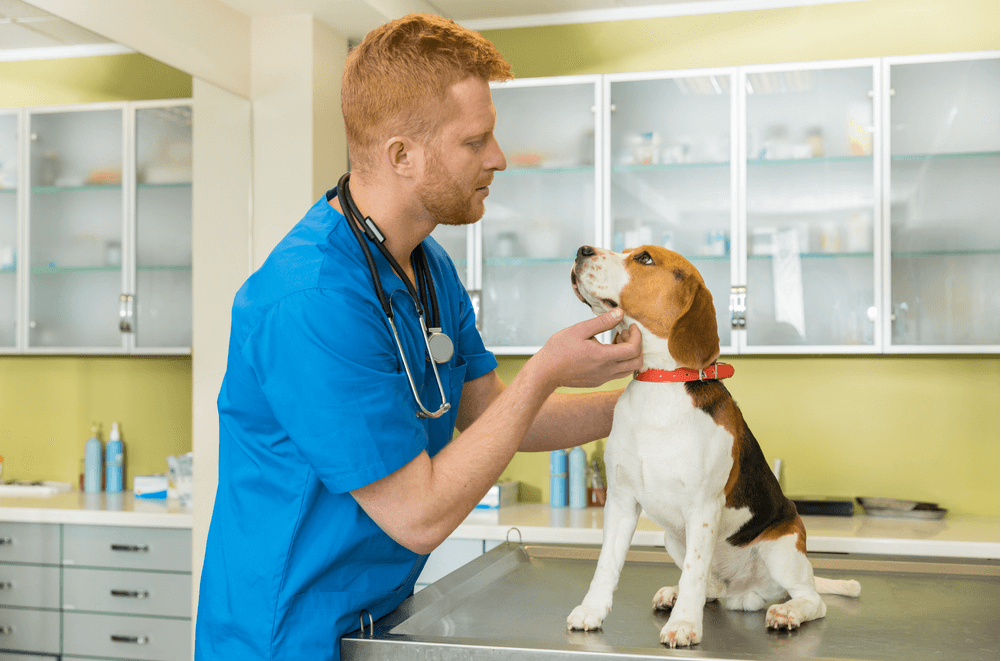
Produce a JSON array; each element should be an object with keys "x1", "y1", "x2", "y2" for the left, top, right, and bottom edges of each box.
[{"x1": 567, "y1": 245, "x2": 859, "y2": 648}]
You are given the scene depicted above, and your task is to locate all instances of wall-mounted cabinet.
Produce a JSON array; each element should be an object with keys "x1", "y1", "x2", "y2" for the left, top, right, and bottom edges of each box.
[
  {"x1": 434, "y1": 51, "x2": 997, "y2": 356},
  {"x1": 0, "y1": 100, "x2": 192, "y2": 355}
]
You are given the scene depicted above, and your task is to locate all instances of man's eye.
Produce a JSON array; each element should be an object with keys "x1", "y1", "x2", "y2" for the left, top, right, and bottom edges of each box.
[{"x1": 635, "y1": 252, "x2": 654, "y2": 265}]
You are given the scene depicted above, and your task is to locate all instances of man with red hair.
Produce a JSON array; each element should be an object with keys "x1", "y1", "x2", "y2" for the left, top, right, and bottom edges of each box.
[{"x1": 196, "y1": 14, "x2": 641, "y2": 660}]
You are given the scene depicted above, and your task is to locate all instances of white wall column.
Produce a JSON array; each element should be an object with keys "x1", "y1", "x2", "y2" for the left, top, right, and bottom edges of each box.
[{"x1": 251, "y1": 15, "x2": 348, "y2": 268}]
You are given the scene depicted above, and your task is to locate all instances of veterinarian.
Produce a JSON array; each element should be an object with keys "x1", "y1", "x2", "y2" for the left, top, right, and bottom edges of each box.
[{"x1": 194, "y1": 13, "x2": 643, "y2": 661}]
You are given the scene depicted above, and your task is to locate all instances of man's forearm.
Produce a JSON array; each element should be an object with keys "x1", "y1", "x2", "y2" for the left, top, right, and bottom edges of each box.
[{"x1": 518, "y1": 388, "x2": 624, "y2": 453}]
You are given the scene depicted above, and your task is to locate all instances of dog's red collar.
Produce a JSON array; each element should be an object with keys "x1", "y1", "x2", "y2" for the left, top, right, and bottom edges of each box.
[{"x1": 634, "y1": 362, "x2": 734, "y2": 383}]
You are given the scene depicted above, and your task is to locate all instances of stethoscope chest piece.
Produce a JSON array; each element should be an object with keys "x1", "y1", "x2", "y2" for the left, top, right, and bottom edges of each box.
[{"x1": 427, "y1": 328, "x2": 454, "y2": 364}]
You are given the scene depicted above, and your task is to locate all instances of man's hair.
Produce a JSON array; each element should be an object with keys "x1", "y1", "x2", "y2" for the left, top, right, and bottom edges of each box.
[{"x1": 342, "y1": 13, "x2": 512, "y2": 172}]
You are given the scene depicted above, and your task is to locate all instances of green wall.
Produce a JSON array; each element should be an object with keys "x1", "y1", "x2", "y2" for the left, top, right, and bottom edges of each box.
[
  {"x1": 484, "y1": 0, "x2": 1000, "y2": 516},
  {"x1": 1, "y1": 54, "x2": 193, "y2": 487}
]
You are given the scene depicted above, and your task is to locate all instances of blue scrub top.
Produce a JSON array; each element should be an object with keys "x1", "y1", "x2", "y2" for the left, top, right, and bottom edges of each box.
[{"x1": 195, "y1": 189, "x2": 497, "y2": 660}]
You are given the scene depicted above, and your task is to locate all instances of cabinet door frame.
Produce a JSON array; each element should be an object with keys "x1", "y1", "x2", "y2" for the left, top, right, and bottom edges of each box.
[
  {"x1": 128, "y1": 98, "x2": 193, "y2": 356},
  {"x1": 485, "y1": 74, "x2": 603, "y2": 354},
  {"x1": 0, "y1": 108, "x2": 25, "y2": 354},
  {"x1": 880, "y1": 50, "x2": 1001, "y2": 355},
  {"x1": 24, "y1": 101, "x2": 130, "y2": 354},
  {"x1": 736, "y1": 57, "x2": 883, "y2": 355},
  {"x1": 603, "y1": 66, "x2": 740, "y2": 354}
]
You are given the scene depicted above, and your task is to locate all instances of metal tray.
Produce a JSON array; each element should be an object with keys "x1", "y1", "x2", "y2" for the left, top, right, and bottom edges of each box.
[{"x1": 342, "y1": 543, "x2": 999, "y2": 661}]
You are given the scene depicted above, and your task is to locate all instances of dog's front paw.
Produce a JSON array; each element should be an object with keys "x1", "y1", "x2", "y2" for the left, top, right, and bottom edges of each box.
[
  {"x1": 652, "y1": 586, "x2": 679, "y2": 611},
  {"x1": 660, "y1": 619, "x2": 701, "y2": 647},
  {"x1": 567, "y1": 604, "x2": 606, "y2": 631},
  {"x1": 766, "y1": 603, "x2": 803, "y2": 631}
]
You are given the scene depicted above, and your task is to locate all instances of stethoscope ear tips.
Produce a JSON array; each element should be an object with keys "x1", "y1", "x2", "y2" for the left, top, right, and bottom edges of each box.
[{"x1": 427, "y1": 328, "x2": 454, "y2": 364}]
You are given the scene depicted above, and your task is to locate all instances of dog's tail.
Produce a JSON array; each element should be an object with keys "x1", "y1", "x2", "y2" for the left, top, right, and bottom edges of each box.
[{"x1": 814, "y1": 576, "x2": 861, "y2": 597}]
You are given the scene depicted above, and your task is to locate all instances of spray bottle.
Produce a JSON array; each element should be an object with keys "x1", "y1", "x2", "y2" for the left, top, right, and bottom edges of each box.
[
  {"x1": 105, "y1": 422, "x2": 123, "y2": 493},
  {"x1": 83, "y1": 425, "x2": 103, "y2": 493}
]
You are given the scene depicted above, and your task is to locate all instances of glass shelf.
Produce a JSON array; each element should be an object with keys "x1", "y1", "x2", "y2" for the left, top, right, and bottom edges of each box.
[
  {"x1": 138, "y1": 182, "x2": 191, "y2": 189},
  {"x1": 892, "y1": 249, "x2": 999, "y2": 258},
  {"x1": 891, "y1": 151, "x2": 999, "y2": 161},
  {"x1": 747, "y1": 155, "x2": 873, "y2": 167},
  {"x1": 613, "y1": 161, "x2": 729, "y2": 172},
  {"x1": 497, "y1": 165, "x2": 594, "y2": 176},
  {"x1": 31, "y1": 264, "x2": 191, "y2": 275},
  {"x1": 749, "y1": 251, "x2": 873, "y2": 260},
  {"x1": 31, "y1": 184, "x2": 121, "y2": 194},
  {"x1": 0, "y1": 188, "x2": 15, "y2": 194}
]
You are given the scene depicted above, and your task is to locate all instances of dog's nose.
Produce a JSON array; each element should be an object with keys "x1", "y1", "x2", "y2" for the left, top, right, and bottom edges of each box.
[{"x1": 577, "y1": 245, "x2": 595, "y2": 260}]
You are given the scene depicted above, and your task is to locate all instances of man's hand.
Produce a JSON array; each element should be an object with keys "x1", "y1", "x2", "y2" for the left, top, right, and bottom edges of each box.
[{"x1": 532, "y1": 308, "x2": 643, "y2": 390}]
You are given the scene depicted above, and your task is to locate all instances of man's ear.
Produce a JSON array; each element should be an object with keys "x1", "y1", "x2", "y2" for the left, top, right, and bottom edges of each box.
[{"x1": 384, "y1": 136, "x2": 421, "y2": 178}]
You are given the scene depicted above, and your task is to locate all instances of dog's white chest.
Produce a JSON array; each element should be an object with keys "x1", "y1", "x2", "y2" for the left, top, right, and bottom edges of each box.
[{"x1": 606, "y1": 381, "x2": 735, "y2": 529}]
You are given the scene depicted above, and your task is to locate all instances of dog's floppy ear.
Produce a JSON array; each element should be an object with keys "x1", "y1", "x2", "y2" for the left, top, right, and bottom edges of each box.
[{"x1": 668, "y1": 280, "x2": 720, "y2": 370}]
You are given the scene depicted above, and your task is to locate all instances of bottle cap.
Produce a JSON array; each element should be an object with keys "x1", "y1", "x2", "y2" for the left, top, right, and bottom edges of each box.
[{"x1": 109, "y1": 422, "x2": 120, "y2": 441}]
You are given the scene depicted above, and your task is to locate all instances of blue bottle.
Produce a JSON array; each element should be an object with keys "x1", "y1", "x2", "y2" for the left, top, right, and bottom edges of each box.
[
  {"x1": 550, "y1": 450, "x2": 568, "y2": 508},
  {"x1": 568, "y1": 446, "x2": 587, "y2": 509},
  {"x1": 105, "y1": 422, "x2": 123, "y2": 493},
  {"x1": 83, "y1": 425, "x2": 103, "y2": 493}
]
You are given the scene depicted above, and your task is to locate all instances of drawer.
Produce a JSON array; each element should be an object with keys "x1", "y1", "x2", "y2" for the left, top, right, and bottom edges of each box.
[
  {"x1": 63, "y1": 611, "x2": 191, "y2": 661},
  {"x1": 0, "y1": 565, "x2": 60, "y2": 609},
  {"x1": 63, "y1": 525, "x2": 191, "y2": 572},
  {"x1": 0, "y1": 654, "x2": 58, "y2": 660},
  {"x1": 0, "y1": 607, "x2": 60, "y2": 655},
  {"x1": 64, "y1": 566, "x2": 191, "y2": 618},
  {"x1": 0, "y1": 522, "x2": 60, "y2": 566}
]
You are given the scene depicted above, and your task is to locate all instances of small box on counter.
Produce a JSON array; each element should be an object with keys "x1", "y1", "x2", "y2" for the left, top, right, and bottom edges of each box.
[
  {"x1": 134, "y1": 474, "x2": 169, "y2": 499},
  {"x1": 476, "y1": 481, "x2": 519, "y2": 510}
]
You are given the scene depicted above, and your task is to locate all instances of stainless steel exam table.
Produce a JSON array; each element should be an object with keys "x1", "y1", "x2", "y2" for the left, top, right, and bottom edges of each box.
[{"x1": 342, "y1": 543, "x2": 999, "y2": 660}]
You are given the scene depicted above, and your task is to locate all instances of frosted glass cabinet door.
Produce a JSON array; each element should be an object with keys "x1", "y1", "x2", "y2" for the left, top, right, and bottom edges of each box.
[
  {"x1": 0, "y1": 112, "x2": 18, "y2": 349},
  {"x1": 887, "y1": 57, "x2": 1000, "y2": 348},
  {"x1": 483, "y1": 79, "x2": 599, "y2": 349},
  {"x1": 134, "y1": 104, "x2": 192, "y2": 349},
  {"x1": 744, "y1": 64, "x2": 878, "y2": 349},
  {"x1": 430, "y1": 224, "x2": 470, "y2": 289},
  {"x1": 28, "y1": 108, "x2": 124, "y2": 350},
  {"x1": 609, "y1": 73, "x2": 735, "y2": 350}
]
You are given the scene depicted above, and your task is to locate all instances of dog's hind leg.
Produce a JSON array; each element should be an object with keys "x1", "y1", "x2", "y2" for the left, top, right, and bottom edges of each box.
[
  {"x1": 567, "y1": 487, "x2": 642, "y2": 631},
  {"x1": 756, "y1": 532, "x2": 826, "y2": 631}
]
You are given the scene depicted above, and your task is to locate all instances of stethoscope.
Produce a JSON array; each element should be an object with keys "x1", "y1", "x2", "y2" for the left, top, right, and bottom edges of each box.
[{"x1": 337, "y1": 172, "x2": 453, "y2": 419}]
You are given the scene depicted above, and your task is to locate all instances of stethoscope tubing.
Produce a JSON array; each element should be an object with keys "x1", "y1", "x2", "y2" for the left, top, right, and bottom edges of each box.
[{"x1": 338, "y1": 172, "x2": 451, "y2": 420}]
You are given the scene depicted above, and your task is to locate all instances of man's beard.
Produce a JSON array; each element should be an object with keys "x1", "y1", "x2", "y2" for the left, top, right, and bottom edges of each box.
[{"x1": 417, "y1": 148, "x2": 489, "y2": 226}]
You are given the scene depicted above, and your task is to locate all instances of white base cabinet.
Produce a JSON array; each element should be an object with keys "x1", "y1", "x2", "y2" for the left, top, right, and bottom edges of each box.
[{"x1": 0, "y1": 520, "x2": 192, "y2": 660}]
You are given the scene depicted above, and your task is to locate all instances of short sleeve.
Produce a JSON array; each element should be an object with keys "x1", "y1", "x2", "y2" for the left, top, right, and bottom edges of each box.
[{"x1": 242, "y1": 288, "x2": 427, "y2": 494}]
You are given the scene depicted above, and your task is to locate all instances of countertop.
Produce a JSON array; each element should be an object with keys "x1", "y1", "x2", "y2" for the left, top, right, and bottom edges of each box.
[
  {"x1": 1, "y1": 495, "x2": 996, "y2": 559},
  {"x1": 454, "y1": 503, "x2": 1000, "y2": 559},
  {"x1": 0, "y1": 491, "x2": 192, "y2": 528}
]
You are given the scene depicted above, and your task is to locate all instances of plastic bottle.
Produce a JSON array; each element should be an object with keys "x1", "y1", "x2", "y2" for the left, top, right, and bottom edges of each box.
[
  {"x1": 549, "y1": 450, "x2": 568, "y2": 508},
  {"x1": 568, "y1": 447, "x2": 587, "y2": 509},
  {"x1": 105, "y1": 422, "x2": 123, "y2": 493},
  {"x1": 83, "y1": 425, "x2": 103, "y2": 493}
]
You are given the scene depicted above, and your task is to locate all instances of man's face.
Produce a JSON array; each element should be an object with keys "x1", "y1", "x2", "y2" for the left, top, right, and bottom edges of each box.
[{"x1": 417, "y1": 77, "x2": 507, "y2": 226}]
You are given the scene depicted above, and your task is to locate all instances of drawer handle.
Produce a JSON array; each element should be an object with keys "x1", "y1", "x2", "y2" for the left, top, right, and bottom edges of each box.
[
  {"x1": 0, "y1": 581, "x2": 11, "y2": 590},
  {"x1": 0, "y1": 537, "x2": 12, "y2": 546},
  {"x1": 111, "y1": 634, "x2": 149, "y2": 645},
  {"x1": 0, "y1": 625, "x2": 13, "y2": 635},
  {"x1": 111, "y1": 589, "x2": 150, "y2": 599},
  {"x1": 111, "y1": 543, "x2": 150, "y2": 553}
]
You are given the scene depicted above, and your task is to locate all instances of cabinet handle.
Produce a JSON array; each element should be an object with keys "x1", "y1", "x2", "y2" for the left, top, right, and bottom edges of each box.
[
  {"x1": 469, "y1": 290, "x2": 482, "y2": 332},
  {"x1": 111, "y1": 543, "x2": 149, "y2": 553},
  {"x1": 111, "y1": 634, "x2": 149, "y2": 645},
  {"x1": 111, "y1": 589, "x2": 149, "y2": 599},
  {"x1": 729, "y1": 285, "x2": 747, "y2": 330},
  {"x1": 119, "y1": 294, "x2": 134, "y2": 332},
  {"x1": 0, "y1": 581, "x2": 11, "y2": 590},
  {"x1": 0, "y1": 537, "x2": 12, "y2": 546},
  {"x1": 0, "y1": 625, "x2": 13, "y2": 635}
]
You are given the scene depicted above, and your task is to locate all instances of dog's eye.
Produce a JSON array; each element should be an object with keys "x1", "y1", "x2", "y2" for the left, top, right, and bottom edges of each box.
[{"x1": 634, "y1": 251, "x2": 654, "y2": 265}]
